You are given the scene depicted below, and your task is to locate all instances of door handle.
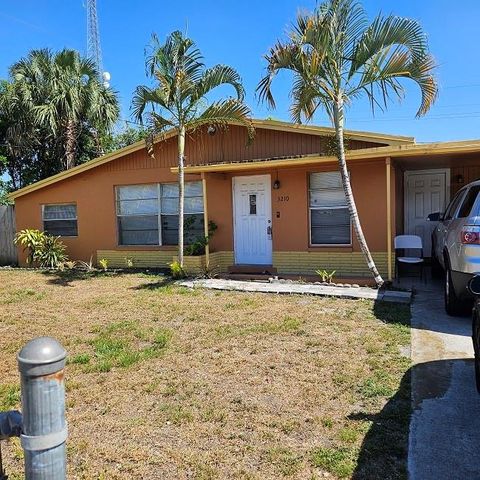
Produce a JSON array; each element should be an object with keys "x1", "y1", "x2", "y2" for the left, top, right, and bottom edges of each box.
[{"x1": 267, "y1": 225, "x2": 272, "y2": 238}]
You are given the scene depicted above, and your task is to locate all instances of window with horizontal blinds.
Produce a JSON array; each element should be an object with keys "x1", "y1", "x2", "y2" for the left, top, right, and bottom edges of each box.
[
  {"x1": 309, "y1": 172, "x2": 351, "y2": 245},
  {"x1": 116, "y1": 182, "x2": 204, "y2": 246},
  {"x1": 43, "y1": 204, "x2": 78, "y2": 236}
]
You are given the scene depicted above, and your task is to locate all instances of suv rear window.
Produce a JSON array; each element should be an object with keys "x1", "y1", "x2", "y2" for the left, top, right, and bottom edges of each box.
[{"x1": 458, "y1": 186, "x2": 480, "y2": 218}]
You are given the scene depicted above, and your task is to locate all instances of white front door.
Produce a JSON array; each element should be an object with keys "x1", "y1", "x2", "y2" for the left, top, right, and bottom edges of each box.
[
  {"x1": 233, "y1": 175, "x2": 273, "y2": 265},
  {"x1": 405, "y1": 169, "x2": 449, "y2": 256}
]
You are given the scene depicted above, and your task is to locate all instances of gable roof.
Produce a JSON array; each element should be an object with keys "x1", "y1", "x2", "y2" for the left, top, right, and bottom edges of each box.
[{"x1": 9, "y1": 119, "x2": 414, "y2": 200}]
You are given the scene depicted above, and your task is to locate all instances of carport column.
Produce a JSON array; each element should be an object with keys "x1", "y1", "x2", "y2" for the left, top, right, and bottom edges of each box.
[
  {"x1": 201, "y1": 173, "x2": 210, "y2": 269},
  {"x1": 386, "y1": 157, "x2": 393, "y2": 281}
]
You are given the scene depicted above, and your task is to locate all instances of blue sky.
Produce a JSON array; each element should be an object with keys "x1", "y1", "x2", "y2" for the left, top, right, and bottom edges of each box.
[{"x1": 0, "y1": 0, "x2": 479, "y2": 142}]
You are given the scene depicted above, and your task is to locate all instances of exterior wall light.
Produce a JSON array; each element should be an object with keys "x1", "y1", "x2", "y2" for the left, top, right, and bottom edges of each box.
[{"x1": 273, "y1": 179, "x2": 281, "y2": 189}]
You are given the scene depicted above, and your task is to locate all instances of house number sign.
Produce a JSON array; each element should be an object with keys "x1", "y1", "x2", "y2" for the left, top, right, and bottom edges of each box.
[{"x1": 277, "y1": 195, "x2": 290, "y2": 202}]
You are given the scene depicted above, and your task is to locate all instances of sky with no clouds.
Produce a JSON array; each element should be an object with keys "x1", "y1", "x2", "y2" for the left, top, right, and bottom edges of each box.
[{"x1": 0, "y1": 0, "x2": 479, "y2": 143}]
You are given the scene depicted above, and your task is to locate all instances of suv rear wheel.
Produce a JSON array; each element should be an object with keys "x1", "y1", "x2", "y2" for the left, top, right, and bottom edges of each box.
[{"x1": 445, "y1": 266, "x2": 464, "y2": 316}]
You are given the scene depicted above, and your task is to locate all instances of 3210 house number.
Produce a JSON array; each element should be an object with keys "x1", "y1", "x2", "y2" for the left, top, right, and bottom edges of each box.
[{"x1": 277, "y1": 195, "x2": 290, "y2": 202}]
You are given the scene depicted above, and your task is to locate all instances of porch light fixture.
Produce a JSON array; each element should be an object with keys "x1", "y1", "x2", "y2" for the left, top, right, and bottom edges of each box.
[
  {"x1": 273, "y1": 171, "x2": 281, "y2": 189},
  {"x1": 207, "y1": 125, "x2": 217, "y2": 136}
]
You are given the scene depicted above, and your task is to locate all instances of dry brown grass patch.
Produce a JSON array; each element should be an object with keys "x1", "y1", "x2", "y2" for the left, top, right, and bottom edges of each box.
[{"x1": 0, "y1": 270, "x2": 410, "y2": 479}]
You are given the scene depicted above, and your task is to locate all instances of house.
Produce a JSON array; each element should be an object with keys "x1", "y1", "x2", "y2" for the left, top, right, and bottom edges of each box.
[{"x1": 9, "y1": 119, "x2": 480, "y2": 281}]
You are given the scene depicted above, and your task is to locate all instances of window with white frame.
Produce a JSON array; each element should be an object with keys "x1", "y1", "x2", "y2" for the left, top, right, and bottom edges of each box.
[
  {"x1": 116, "y1": 182, "x2": 204, "y2": 246},
  {"x1": 309, "y1": 172, "x2": 351, "y2": 245},
  {"x1": 42, "y1": 204, "x2": 78, "y2": 236}
]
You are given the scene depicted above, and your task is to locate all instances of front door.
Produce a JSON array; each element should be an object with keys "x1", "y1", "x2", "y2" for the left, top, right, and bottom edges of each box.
[
  {"x1": 233, "y1": 175, "x2": 273, "y2": 265},
  {"x1": 405, "y1": 169, "x2": 449, "y2": 256}
]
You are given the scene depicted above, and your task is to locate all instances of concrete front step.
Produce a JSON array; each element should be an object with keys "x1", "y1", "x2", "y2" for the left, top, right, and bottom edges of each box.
[{"x1": 227, "y1": 265, "x2": 278, "y2": 275}]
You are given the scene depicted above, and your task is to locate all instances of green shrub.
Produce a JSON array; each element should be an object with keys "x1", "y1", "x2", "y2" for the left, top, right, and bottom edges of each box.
[
  {"x1": 14, "y1": 229, "x2": 46, "y2": 264},
  {"x1": 316, "y1": 269, "x2": 336, "y2": 283},
  {"x1": 35, "y1": 235, "x2": 67, "y2": 268},
  {"x1": 99, "y1": 258, "x2": 109, "y2": 271},
  {"x1": 14, "y1": 229, "x2": 67, "y2": 268},
  {"x1": 184, "y1": 220, "x2": 218, "y2": 256},
  {"x1": 170, "y1": 261, "x2": 185, "y2": 279}
]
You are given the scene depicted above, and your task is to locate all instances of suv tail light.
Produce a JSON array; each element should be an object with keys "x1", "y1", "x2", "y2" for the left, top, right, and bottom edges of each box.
[{"x1": 461, "y1": 226, "x2": 480, "y2": 244}]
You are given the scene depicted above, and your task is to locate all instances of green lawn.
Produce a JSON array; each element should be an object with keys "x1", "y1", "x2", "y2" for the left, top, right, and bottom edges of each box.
[{"x1": 0, "y1": 270, "x2": 411, "y2": 479}]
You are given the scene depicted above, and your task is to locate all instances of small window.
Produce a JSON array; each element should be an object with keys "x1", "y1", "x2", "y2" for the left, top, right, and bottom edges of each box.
[
  {"x1": 309, "y1": 172, "x2": 351, "y2": 245},
  {"x1": 43, "y1": 204, "x2": 78, "y2": 236},
  {"x1": 458, "y1": 186, "x2": 480, "y2": 218}
]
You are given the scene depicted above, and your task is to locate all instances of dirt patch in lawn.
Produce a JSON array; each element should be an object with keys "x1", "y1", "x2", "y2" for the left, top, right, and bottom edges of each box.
[{"x1": 0, "y1": 270, "x2": 410, "y2": 479}]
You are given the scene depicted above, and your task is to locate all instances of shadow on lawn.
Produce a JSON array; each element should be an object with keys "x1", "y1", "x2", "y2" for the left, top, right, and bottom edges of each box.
[
  {"x1": 130, "y1": 276, "x2": 177, "y2": 290},
  {"x1": 41, "y1": 268, "x2": 167, "y2": 287},
  {"x1": 352, "y1": 366, "x2": 411, "y2": 479},
  {"x1": 348, "y1": 300, "x2": 412, "y2": 479},
  {"x1": 372, "y1": 300, "x2": 411, "y2": 328}
]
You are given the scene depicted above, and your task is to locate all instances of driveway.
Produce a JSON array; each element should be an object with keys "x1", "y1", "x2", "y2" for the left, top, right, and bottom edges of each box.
[{"x1": 408, "y1": 277, "x2": 480, "y2": 479}]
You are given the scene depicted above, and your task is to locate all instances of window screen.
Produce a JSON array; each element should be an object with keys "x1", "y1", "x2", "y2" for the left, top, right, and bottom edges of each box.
[
  {"x1": 309, "y1": 172, "x2": 351, "y2": 245},
  {"x1": 116, "y1": 182, "x2": 204, "y2": 246},
  {"x1": 43, "y1": 204, "x2": 78, "y2": 236}
]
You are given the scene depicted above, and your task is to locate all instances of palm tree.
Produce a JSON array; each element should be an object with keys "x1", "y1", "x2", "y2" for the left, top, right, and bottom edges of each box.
[
  {"x1": 257, "y1": 0, "x2": 437, "y2": 286},
  {"x1": 11, "y1": 48, "x2": 119, "y2": 170},
  {"x1": 132, "y1": 31, "x2": 254, "y2": 269}
]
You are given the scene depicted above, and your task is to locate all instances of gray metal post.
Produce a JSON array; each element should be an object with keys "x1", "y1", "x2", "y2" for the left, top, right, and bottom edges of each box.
[{"x1": 17, "y1": 337, "x2": 67, "y2": 480}]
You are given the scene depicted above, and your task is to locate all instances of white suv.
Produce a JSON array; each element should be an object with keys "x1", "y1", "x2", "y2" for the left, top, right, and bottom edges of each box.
[{"x1": 430, "y1": 180, "x2": 480, "y2": 315}]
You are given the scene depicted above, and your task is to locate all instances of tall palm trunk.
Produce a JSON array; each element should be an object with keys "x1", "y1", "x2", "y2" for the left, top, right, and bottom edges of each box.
[
  {"x1": 65, "y1": 119, "x2": 76, "y2": 170},
  {"x1": 177, "y1": 125, "x2": 186, "y2": 268},
  {"x1": 333, "y1": 98, "x2": 384, "y2": 287}
]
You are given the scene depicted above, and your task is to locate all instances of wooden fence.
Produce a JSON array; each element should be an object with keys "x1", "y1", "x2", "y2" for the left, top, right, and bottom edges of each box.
[{"x1": 0, "y1": 205, "x2": 17, "y2": 265}]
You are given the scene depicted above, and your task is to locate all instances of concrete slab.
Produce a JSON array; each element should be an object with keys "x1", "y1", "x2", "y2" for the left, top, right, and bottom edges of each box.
[
  {"x1": 409, "y1": 279, "x2": 480, "y2": 479},
  {"x1": 180, "y1": 278, "x2": 412, "y2": 303}
]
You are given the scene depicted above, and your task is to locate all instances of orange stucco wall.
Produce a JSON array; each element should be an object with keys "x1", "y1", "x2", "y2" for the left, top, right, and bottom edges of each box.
[
  {"x1": 15, "y1": 155, "x2": 389, "y2": 265},
  {"x1": 13, "y1": 125, "x2": 393, "y2": 267},
  {"x1": 205, "y1": 160, "x2": 388, "y2": 254}
]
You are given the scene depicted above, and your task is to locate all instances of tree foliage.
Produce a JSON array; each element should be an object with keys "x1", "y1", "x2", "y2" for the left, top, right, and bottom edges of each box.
[
  {"x1": 257, "y1": 0, "x2": 437, "y2": 285},
  {"x1": 132, "y1": 31, "x2": 254, "y2": 267},
  {"x1": 0, "y1": 49, "x2": 120, "y2": 190}
]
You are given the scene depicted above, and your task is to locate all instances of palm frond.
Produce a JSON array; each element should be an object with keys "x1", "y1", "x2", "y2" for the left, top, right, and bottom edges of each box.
[
  {"x1": 349, "y1": 15, "x2": 429, "y2": 78},
  {"x1": 187, "y1": 99, "x2": 255, "y2": 144},
  {"x1": 191, "y1": 65, "x2": 245, "y2": 103}
]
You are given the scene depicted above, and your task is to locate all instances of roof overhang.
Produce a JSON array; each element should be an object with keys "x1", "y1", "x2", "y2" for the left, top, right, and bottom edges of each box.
[
  {"x1": 7, "y1": 118, "x2": 415, "y2": 200},
  {"x1": 172, "y1": 140, "x2": 480, "y2": 174}
]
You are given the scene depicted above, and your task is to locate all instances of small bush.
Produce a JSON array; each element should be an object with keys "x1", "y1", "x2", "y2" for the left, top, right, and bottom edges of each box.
[
  {"x1": 170, "y1": 261, "x2": 185, "y2": 279},
  {"x1": 14, "y1": 229, "x2": 67, "y2": 268},
  {"x1": 99, "y1": 258, "x2": 109, "y2": 271},
  {"x1": 316, "y1": 269, "x2": 336, "y2": 283}
]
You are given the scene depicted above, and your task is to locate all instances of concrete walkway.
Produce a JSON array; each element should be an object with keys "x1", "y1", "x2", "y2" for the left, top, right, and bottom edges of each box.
[
  {"x1": 181, "y1": 278, "x2": 411, "y2": 303},
  {"x1": 409, "y1": 277, "x2": 480, "y2": 479}
]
